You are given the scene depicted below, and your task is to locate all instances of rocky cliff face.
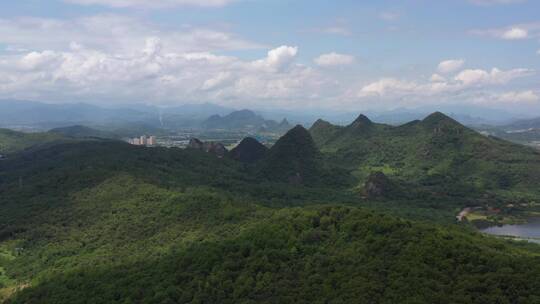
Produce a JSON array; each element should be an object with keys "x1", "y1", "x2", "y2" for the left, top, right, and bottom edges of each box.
[
  {"x1": 364, "y1": 171, "x2": 391, "y2": 198},
  {"x1": 188, "y1": 138, "x2": 228, "y2": 158},
  {"x1": 205, "y1": 142, "x2": 228, "y2": 158},
  {"x1": 188, "y1": 138, "x2": 204, "y2": 150}
]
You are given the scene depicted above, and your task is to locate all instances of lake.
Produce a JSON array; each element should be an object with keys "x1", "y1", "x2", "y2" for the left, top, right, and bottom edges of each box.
[{"x1": 481, "y1": 218, "x2": 540, "y2": 243}]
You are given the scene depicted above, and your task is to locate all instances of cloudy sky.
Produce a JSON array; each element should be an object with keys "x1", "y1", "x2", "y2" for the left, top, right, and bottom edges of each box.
[{"x1": 0, "y1": 0, "x2": 539, "y2": 114}]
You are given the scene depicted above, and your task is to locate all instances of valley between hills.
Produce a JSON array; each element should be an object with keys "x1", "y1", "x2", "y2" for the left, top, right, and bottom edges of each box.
[{"x1": 1, "y1": 112, "x2": 540, "y2": 303}]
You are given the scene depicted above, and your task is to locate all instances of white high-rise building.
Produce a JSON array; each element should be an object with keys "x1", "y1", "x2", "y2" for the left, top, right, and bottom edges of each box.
[
  {"x1": 148, "y1": 136, "x2": 157, "y2": 146},
  {"x1": 129, "y1": 135, "x2": 157, "y2": 146}
]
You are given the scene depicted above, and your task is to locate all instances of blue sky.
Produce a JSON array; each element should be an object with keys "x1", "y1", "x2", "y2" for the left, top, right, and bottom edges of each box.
[{"x1": 0, "y1": 0, "x2": 539, "y2": 115}]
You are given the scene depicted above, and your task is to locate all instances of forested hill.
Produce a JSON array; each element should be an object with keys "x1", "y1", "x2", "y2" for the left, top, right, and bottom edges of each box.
[
  {"x1": 1, "y1": 140, "x2": 540, "y2": 303},
  {"x1": 0, "y1": 128, "x2": 64, "y2": 155},
  {"x1": 1, "y1": 114, "x2": 540, "y2": 303},
  {"x1": 48, "y1": 125, "x2": 119, "y2": 139},
  {"x1": 0, "y1": 125, "x2": 118, "y2": 155},
  {"x1": 6, "y1": 204, "x2": 540, "y2": 304},
  {"x1": 257, "y1": 125, "x2": 349, "y2": 186},
  {"x1": 310, "y1": 112, "x2": 540, "y2": 200},
  {"x1": 229, "y1": 137, "x2": 268, "y2": 163}
]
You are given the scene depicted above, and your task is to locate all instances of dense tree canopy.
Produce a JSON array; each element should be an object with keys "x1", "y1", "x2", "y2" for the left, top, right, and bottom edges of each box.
[{"x1": 1, "y1": 114, "x2": 540, "y2": 303}]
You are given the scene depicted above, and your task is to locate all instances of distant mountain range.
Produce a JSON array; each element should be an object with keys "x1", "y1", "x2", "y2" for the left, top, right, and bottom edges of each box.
[
  {"x1": 0, "y1": 100, "x2": 292, "y2": 134},
  {"x1": 0, "y1": 99, "x2": 232, "y2": 130},
  {"x1": 473, "y1": 116, "x2": 540, "y2": 148},
  {"x1": 0, "y1": 125, "x2": 119, "y2": 155},
  {"x1": 2, "y1": 99, "x2": 538, "y2": 137},
  {"x1": 202, "y1": 109, "x2": 291, "y2": 132},
  {"x1": 362, "y1": 107, "x2": 521, "y2": 126},
  {"x1": 0, "y1": 100, "x2": 158, "y2": 129},
  {"x1": 0, "y1": 128, "x2": 64, "y2": 154},
  {"x1": 503, "y1": 117, "x2": 540, "y2": 130},
  {"x1": 49, "y1": 125, "x2": 119, "y2": 139}
]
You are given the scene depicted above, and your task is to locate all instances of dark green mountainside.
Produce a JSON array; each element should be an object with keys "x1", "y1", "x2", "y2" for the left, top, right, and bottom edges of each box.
[
  {"x1": 309, "y1": 119, "x2": 343, "y2": 147},
  {"x1": 229, "y1": 137, "x2": 268, "y2": 163},
  {"x1": 7, "y1": 204, "x2": 540, "y2": 304},
  {"x1": 310, "y1": 112, "x2": 540, "y2": 201},
  {"x1": 0, "y1": 129, "x2": 64, "y2": 155},
  {"x1": 1, "y1": 113, "x2": 540, "y2": 303},
  {"x1": 257, "y1": 125, "x2": 350, "y2": 186},
  {"x1": 0, "y1": 141, "x2": 539, "y2": 303},
  {"x1": 48, "y1": 125, "x2": 119, "y2": 139}
]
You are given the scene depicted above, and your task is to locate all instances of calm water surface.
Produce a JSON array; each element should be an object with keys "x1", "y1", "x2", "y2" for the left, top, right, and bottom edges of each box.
[{"x1": 481, "y1": 218, "x2": 540, "y2": 240}]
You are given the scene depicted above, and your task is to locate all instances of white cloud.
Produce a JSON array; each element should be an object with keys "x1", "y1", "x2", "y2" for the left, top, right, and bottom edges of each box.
[
  {"x1": 314, "y1": 53, "x2": 355, "y2": 67},
  {"x1": 18, "y1": 51, "x2": 63, "y2": 70},
  {"x1": 496, "y1": 90, "x2": 539, "y2": 103},
  {"x1": 0, "y1": 13, "x2": 537, "y2": 111},
  {"x1": 471, "y1": 90, "x2": 540, "y2": 106},
  {"x1": 201, "y1": 72, "x2": 233, "y2": 91},
  {"x1": 0, "y1": 15, "x2": 345, "y2": 108},
  {"x1": 437, "y1": 59, "x2": 465, "y2": 74},
  {"x1": 454, "y1": 68, "x2": 533, "y2": 86},
  {"x1": 63, "y1": 0, "x2": 235, "y2": 8},
  {"x1": 357, "y1": 77, "x2": 456, "y2": 99},
  {"x1": 454, "y1": 69, "x2": 490, "y2": 85},
  {"x1": 501, "y1": 27, "x2": 528, "y2": 40},
  {"x1": 471, "y1": 23, "x2": 540, "y2": 40},
  {"x1": 430, "y1": 74, "x2": 446, "y2": 82},
  {"x1": 358, "y1": 66, "x2": 534, "y2": 101},
  {"x1": 252, "y1": 45, "x2": 298, "y2": 72},
  {"x1": 0, "y1": 40, "x2": 334, "y2": 108},
  {"x1": 0, "y1": 15, "x2": 262, "y2": 53},
  {"x1": 358, "y1": 78, "x2": 419, "y2": 97},
  {"x1": 379, "y1": 12, "x2": 400, "y2": 21}
]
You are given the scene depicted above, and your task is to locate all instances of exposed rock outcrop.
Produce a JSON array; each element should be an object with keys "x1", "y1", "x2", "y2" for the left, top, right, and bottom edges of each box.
[
  {"x1": 188, "y1": 138, "x2": 204, "y2": 150},
  {"x1": 364, "y1": 171, "x2": 391, "y2": 198},
  {"x1": 205, "y1": 142, "x2": 228, "y2": 158},
  {"x1": 188, "y1": 138, "x2": 228, "y2": 158}
]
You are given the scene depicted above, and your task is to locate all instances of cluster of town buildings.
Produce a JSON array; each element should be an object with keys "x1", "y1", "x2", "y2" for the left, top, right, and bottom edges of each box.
[{"x1": 129, "y1": 135, "x2": 157, "y2": 146}]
